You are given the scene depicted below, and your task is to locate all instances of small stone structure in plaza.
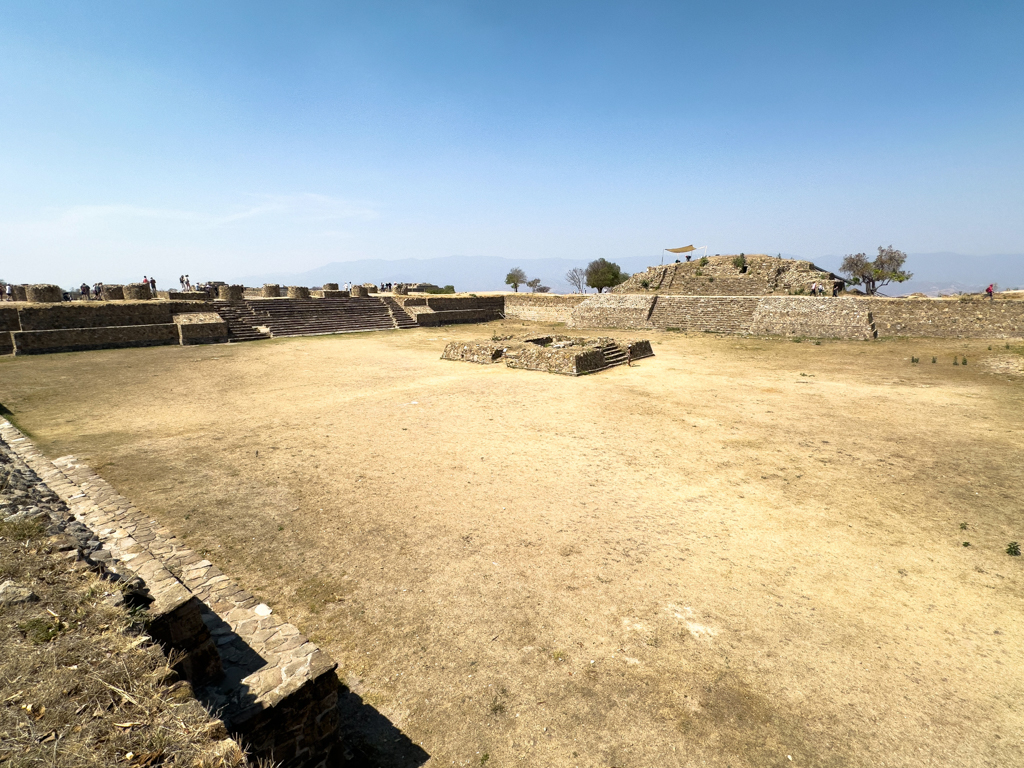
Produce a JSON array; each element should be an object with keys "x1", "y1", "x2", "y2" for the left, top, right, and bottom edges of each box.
[{"x1": 442, "y1": 334, "x2": 653, "y2": 375}]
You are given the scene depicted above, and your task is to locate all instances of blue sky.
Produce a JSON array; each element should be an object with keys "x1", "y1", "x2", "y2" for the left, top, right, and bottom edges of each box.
[{"x1": 1, "y1": 1, "x2": 1021, "y2": 286}]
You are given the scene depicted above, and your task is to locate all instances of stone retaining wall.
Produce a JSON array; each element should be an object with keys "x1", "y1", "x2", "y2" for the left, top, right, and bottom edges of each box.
[
  {"x1": 504, "y1": 294, "x2": 586, "y2": 323},
  {"x1": 568, "y1": 295, "x2": 655, "y2": 329},
  {"x1": 100, "y1": 284, "x2": 125, "y2": 301},
  {"x1": 864, "y1": 298, "x2": 1024, "y2": 338},
  {"x1": 12, "y1": 324, "x2": 182, "y2": 354},
  {"x1": 749, "y1": 297, "x2": 876, "y2": 339},
  {"x1": 16, "y1": 301, "x2": 211, "y2": 330},
  {"x1": 0, "y1": 332, "x2": 13, "y2": 356},
  {"x1": 548, "y1": 294, "x2": 1024, "y2": 339},
  {"x1": 0, "y1": 306, "x2": 19, "y2": 331},
  {"x1": 649, "y1": 296, "x2": 762, "y2": 333},
  {"x1": 173, "y1": 313, "x2": 230, "y2": 345},
  {"x1": 0, "y1": 419, "x2": 342, "y2": 768}
]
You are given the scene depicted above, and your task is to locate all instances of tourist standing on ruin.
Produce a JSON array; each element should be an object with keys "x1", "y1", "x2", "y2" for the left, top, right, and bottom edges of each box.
[
  {"x1": 185, "y1": 275, "x2": 192, "y2": 291},
  {"x1": 80, "y1": 282, "x2": 90, "y2": 300},
  {"x1": 150, "y1": 276, "x2": 157, "y2": 293},
  {"x1": 986, "y1": 284, "x2": 994, "y2": 300}
]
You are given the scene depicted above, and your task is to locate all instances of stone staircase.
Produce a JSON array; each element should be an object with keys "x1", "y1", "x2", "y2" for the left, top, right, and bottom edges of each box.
[
  {"x1": 214, "y1": 302, "x2": 273, "y2": 342},
  {"x1": 216, "y1": 297, "x2": 414, "y2": 338},
  {"x1": 600, "y1": 342, "x2": 628, "y2": 368},
  {"x1": 380, "y1": 297, "x2": 419, "y2": 329},
  {"x1": 648, "y1": 296, "x2": 762, "y2": 333}
]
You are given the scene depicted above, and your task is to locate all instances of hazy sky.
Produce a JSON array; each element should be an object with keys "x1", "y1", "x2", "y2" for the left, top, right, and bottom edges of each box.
[{"x1": 1, "y1": 1, "x2": 1021, "y2": 286}]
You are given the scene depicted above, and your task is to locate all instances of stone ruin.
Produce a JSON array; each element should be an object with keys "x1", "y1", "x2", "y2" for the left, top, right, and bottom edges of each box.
[
  {"x1": 614, "y1": 254, "x2": 845, "y2": 296},
  {"x1": 442, "y1": 334, "x2": 654, "y2": 376}
]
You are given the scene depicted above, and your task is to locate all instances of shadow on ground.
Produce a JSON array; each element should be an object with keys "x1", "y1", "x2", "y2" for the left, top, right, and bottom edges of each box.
[{"x1": 335, "y1": 686, "x2": 430, "y2": 767}]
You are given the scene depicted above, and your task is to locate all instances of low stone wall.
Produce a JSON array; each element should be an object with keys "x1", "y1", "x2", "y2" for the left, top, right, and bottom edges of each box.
[
  {"x1": 749, "y1": 297, "x2": 876, "y2": 339},
  {"x1": 349, "y1": 285, "x2": 368, "y2": 298},
  {"x1": 504, "y1": 294, "x2": 585, "y2": 323},
  {"x1": 124, "y1": 283, "x2": 153, "y2": 300},
  {"x1": 0, "y1": 331, "x2": 13, "y2": 356},
  {"x1": 100, "y1": 285, "x2": 125, "y2": 301},
  {"x1": 568, "y1": 295, "x2": 655, "y2": 329},
  {"x1": 440, "y1": 341, "x2": 508, "y2": 364},
  {"x1": 424, "y1": 296, "x2": 505, "y2": 312},
  {"x1": 412, "y1": 308, "x2": 499, "y2": 326},
  {"x1": 173, "y1": 313, "x2": 230, "y2": 345},
  {"x1": 157, "y1": 290, "x2": 209, "y2": 301},
  {"x1": 25, "y1": 284, "x2": 64, "y2": 303},
  {"x1": 12, "y1": 324, "x2": 182, "y2": 354},
  {"x1": 287, "y1": 286, "x2": 310, "y2": 299},
  {"x1": 0, "y1": 420, "x2": 343, "y2": 768},
  {"x1": 262, "y1": 284, "x2": 281, "y2": 298},
  {"x1": 323, "y1": 283, "x2": 339, "y2": 291},
  {"x1": 12, "y1": 285, "x2": 28, "y2": 302}
]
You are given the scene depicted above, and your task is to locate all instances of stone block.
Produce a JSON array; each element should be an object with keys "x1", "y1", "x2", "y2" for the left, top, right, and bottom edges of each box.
[
  {"x1": 218, "y1": 285, "x2": 244, "y2": 301},
  {"x1": 25, "y1": 284, "x2": 63, "y2": 303},
  {"x1": 287, "y1": 286, "x2": 310, "y2": 299},
  {"x1": 123, "y1": 283, "x2": 153, "y2": 300}
]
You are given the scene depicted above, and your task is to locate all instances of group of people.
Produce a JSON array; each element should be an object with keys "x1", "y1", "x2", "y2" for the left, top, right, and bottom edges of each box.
[
  {"x1": 179, "y1": 275, "x2": 193, "y2": 291},
  {"x1": 78, "y1": 282, "x2": 104, "y2": 300},
  {"x1": 809, "y1": 282, "x2": 839, "y2": 297}
]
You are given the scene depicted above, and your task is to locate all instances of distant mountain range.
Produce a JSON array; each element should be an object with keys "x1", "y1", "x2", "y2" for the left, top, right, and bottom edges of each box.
[{"x1": 241, "y1": 252, "x2": 1023, "y2": 296}]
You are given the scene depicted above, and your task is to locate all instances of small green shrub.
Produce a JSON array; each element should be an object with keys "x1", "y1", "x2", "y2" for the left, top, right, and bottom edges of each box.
[
  {"x1": 695, "y1": 268, "x2": 703, "y2": 276},
  {"x1": 732, "y1": 255, "x2": 747, "y2": 271},
  {"x1": 18, "y1": 617, "x2": 65, "y2": 644},
  {"x1": 699, "y1": 256, "x2": 709, "y2": 267},
  {"x1": 960, "y1": 522, "x2": 968, "y2": 530},
  {"x1": 911, "y1": 356, "x2": 919, "y2": 364},
  {"x1": 1007, "y1": 542, "x2": 1021, "y2": 556},
  {"x1": 962, "y1": 356, "x2": 967, "y2": 366},
  {"x1": 640, "y1": 278, "x2": 651, "y2": 289},
  {"x1": 954, "y1": 357, "x2": 959, "y2": 366},
  {"x1": 708, "y1": 276, "x2": 715, "y2": 283},
  {"x1": 962, "y1": 541, "x2": 971, "y2": 547},
  {"x1": 932, "y1": 357, "x2": 937, "y2": 363}
]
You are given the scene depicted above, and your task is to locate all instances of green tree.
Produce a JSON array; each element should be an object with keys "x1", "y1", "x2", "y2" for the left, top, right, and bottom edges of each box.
[
  {"x1": 840, "y1": 245, "x2": 912, "y2": 295},
  {"x1": 526, "y1": 278, "x2": 550, "y2": 293},
  {"x1": 585, "y1": 259, "x2": 628, "y2": 293},
  {"x1": 504, "y1": 267, "x2": 527, "y2": 292}
]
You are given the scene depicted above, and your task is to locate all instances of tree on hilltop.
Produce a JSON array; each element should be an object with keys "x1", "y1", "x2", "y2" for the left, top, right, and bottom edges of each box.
[
  {"x1": 504, "y1": 267, "x2": 527, "y2": 292},
  {"x1": 566, "y1": 267, "x2": 586, "y2": 294},
  {"x1": 840, "y1": 246, "x2": 912, "y2": 295},
  {"x1": 585, "y1": 259, "x2": 628, "y2": 293},
  {"x1": 526, "y1": 278, "x2": 550, "y2": 293}
]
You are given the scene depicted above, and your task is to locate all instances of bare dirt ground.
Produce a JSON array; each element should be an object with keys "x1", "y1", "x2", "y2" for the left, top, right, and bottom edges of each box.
[{"x1": 1, "y1": 323, "x2": 1023, "y2": 768}]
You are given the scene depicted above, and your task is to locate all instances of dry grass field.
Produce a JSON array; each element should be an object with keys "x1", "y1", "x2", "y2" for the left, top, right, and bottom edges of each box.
[{"x1": 1, "y1": 322, "x2": 1023, "y2": 768}]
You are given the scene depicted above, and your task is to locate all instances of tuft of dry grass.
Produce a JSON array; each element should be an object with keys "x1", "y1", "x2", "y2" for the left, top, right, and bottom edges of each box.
[{"x1": 0, "y1": 529, "x2": 259, "y2": 768}]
